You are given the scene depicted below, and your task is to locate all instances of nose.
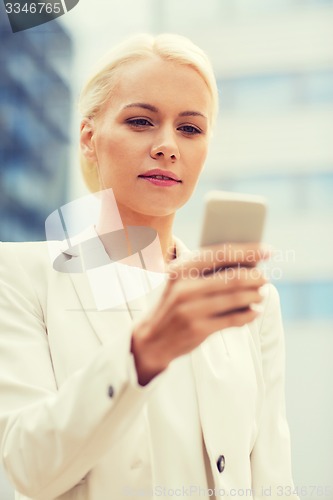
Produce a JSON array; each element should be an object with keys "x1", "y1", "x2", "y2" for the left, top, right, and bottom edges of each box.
[{"x1": 150, "y1": 127, "x2": 180, "y2": 163}]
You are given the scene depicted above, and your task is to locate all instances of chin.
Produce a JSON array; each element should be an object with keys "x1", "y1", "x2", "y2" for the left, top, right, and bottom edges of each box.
[
  {"x1": 120, "y1": 196, "x2": 188, "y2": 220},
  {"x1": 139, "y1": 206, "x2": 177, "y2": 218}
]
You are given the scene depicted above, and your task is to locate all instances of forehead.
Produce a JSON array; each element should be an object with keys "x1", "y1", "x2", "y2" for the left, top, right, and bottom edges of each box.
[{"x1": 107, "y1": 56, "x2": 212, "y2": 115}]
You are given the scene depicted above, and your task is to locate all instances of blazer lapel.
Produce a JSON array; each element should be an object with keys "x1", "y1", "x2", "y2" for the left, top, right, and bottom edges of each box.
[
  {"x1": 56, "y1": 227, "x2": 167, "y2": 346},
  {"x1": 67, "y1": 271, "x2": 135, "y2": 346},
  {"x1": 54, "y1": 230, "x2": 196, "y2": 348}
]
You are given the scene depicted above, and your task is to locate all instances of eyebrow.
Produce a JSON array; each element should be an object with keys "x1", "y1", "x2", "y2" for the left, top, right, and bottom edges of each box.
[{"x1": 122, "y1": 103, "x2": 207, "y2": 120}]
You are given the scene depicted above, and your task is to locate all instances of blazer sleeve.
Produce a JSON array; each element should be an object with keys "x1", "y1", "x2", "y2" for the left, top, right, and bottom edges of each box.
[
  {"x1": 0, "y1": 243, "x2": 160, "y2": 499},
  {"x1": 250, "y1": 284, "x2": 299, "y2": 500}
]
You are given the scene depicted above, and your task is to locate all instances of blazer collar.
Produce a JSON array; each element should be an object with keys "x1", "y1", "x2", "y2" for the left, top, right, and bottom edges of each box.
[{"x1": 57, "y1": 226, "x2": 186, "y2": 345}]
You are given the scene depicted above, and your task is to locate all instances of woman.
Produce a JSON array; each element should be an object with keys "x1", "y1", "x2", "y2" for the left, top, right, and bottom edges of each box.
[{"x1": 0, "y1": 34, "x2": 298, "y2": 499}]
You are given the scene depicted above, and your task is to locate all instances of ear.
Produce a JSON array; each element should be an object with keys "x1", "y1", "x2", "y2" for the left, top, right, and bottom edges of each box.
[{"x1": 80, "y1": 118, "x2": 97, "y2": 163}]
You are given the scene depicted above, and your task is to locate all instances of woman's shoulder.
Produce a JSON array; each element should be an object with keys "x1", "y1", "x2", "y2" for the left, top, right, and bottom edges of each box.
[
  {"x1": 0, "y1": 240, "x2": 60, "y2": 287},
  {"x1": 1, "y1": 239, "x2": 49, "y2": 251},
  {"x1": 1, "y1": 240, "x2": 52, "y2": 264},
  {"x1": 0, "y1": 226, "x2": 99, "y2": 280}
]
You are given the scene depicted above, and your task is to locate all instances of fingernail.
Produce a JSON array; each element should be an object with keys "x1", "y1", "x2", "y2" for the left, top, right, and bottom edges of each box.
[
  {"x1": 260, "y1": 244, "x2": 274, "y2": 259},
  {"x1": 251, "y1": 303, "x2": 264, "y2": 314}
]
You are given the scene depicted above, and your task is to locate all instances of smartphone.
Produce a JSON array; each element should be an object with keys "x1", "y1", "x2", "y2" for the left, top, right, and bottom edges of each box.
[{"x1": 199, "y1": 190, "x2": 267, "y2": 247}]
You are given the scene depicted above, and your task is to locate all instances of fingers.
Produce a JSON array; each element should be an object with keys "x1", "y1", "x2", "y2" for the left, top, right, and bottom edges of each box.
[
  {"x1": 168, "y1": 242, "x2": 271, "y2": 279},
  {"x1": 132, "y1": 242, "x2": 272, "y2": 384},
  {"x1": 196, "y1": 306, "x2": 260, "y2": 333},
  {"x1": 165, "y1": 266, "x2": 267, "y2": 302},
  {"x1": 152, "y1": 289, "x2": 263, "y2": 355},
  {"x1": 177, "y1": 289, "x2": 263, "y2": 320}
]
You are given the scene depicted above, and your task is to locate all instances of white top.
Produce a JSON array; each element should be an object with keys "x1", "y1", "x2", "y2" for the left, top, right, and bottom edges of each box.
[
  {"x1": 0, "y1": 230, "x2": 299, "y2": 500},
  {"x1": 146, "y1": 355, "x2": 211, "y2": 499},
  {"x1": 92, "y1": 226, "x2": 215, "y2": 499},
  {"x1": 86, "y1": 226, "x2": 214, "y2": 498}
]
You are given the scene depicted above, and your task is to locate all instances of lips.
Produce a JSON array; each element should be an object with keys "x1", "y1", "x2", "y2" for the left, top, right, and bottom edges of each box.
[
  {"x1": 143, "y1": 174, "x2": 176, "y2": 181},
  {"x1": 138, "y1": 169, "x2": 181, "y2": 182}
]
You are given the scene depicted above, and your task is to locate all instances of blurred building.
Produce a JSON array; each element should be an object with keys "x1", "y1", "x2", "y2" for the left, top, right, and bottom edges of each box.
[
  {"x1": 169, "y1": 0, "x2": 333, "y2": 324},
  {"x1": 0, "y1": 12, "x2": 73, "y2": 498},
  {"x1": 0, "y1": 10, "x2": 73, "y2": 241},
  {"x1": 166, "y1": 1, "x2": 333, "y2": 495}
]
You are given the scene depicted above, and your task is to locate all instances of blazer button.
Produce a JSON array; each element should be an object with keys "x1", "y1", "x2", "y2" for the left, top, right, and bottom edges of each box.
[
  {"x1": 107, "y1": 385, "x2": 114, "y2": 398},
  {"x1": 217, "y1": 455, "x2": 225, "y2": 473}
]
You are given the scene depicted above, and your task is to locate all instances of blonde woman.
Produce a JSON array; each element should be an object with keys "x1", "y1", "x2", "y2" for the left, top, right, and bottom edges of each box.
[{"x1": 0, "y1": 34, "x2": 298, "y2": 500}]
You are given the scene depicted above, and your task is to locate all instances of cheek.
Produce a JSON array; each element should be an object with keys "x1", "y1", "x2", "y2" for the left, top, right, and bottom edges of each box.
[
  {"x1": 98, "y1": 131, "x2": 147, "y2": 165},
  {"x1": 96, "y1": 134, "x2": 125, "y2": 172},
  {"x1": 185, "y1": 142, "x2": 208, "y2": 174}
]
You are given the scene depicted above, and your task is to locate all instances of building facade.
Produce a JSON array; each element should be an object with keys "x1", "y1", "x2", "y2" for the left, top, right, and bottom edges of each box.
[
  {"x1": 0, "y1": 7, "x2": 73, "y2": 241},
  {"x1": 164, "y1": 0, "x2": 333, "y2": 323},
  {"x1": 0, "y1": 8, "x2": 73, "y2": 498},
  {"x1": 166, "y1": 2, "x2": 333, "y2": 495}
]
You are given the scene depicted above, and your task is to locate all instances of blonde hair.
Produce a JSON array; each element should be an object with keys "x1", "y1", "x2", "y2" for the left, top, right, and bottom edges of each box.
[{"x1": 79, "y1": 33, "x2": 219, "y2": 192}]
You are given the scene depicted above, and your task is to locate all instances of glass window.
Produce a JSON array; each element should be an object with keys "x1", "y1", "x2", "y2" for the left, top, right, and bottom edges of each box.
[
  {"x1": 0, "y1": 211, "x2": 44, "y2": 242},
  {"x1": 218, "y1": 71, "x2": 333, "y2": 112},
  {"x1": 161, "y1": 0, "x2": 222, "y2": 28},
  {"x1": 277, "y1": 282, "x2": 333, "y2": 321},
  {"x1": 219, "y1": 75, "x2": 293, "y2": 112},
  {"x1": 306, "y1": 173, "x2": 333, "y2": 211},
  {"x1": 220, "y1": 176, "x2": 297, "y2": 215},
  {"x1": 303, "y1": 71, "x2": 333, "y2": 104},
  {"x1": 6, "y1": 52, "x2": 36, "y2": 87},
  {"x1": 217, "y1": 0, "x2": 296, "y2": 16},
  {"x1": 303, "y1": 0, "x2": 333, "y2": 5},
  {"x1": 3, "y1": 155, "x2": 48, "y2": 206},
  {"x1": 219, "y1": 172, "x2": 333, "y2": 215}
]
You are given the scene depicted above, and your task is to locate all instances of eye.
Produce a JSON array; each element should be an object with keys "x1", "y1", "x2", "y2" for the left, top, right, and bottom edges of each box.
[
  {"x1": 126, "y1": 118, "x2": 153, "y2": 128},
  {"x1": 178, "y1": 124, "x2": 202, "y2": 135}
]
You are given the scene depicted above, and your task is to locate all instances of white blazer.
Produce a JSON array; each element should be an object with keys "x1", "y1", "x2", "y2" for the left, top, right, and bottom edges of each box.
[{"x1": 0, "y1": 235, "x2": 298, "y2": 500}]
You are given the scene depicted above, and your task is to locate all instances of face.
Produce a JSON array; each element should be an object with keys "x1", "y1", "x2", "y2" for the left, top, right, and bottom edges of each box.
[{"x1": 81, "y1": 56, "x2": 212, "y2": 223}]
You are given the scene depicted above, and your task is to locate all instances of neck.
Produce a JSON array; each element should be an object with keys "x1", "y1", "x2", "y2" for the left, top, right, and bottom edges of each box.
[{"x1": 95, "y1": 193, "x2": 176, "y2": 265}]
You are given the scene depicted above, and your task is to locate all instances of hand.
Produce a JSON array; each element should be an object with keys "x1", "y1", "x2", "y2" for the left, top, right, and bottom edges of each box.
[{"x1": 131, "y1": 243, "x2": 269, "y2": 385}]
